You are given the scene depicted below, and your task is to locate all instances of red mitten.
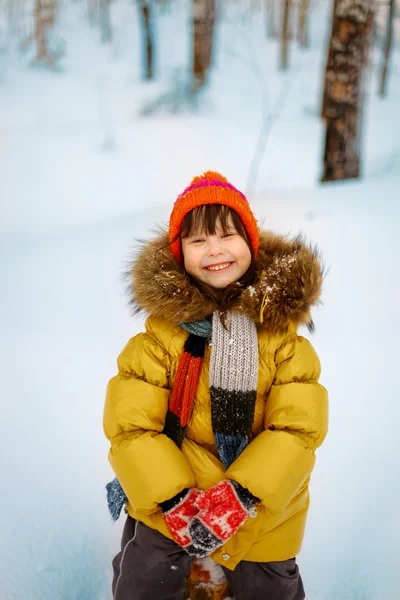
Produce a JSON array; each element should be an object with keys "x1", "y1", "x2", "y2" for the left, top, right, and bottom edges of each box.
[
  {"x1": 160, "y1": 488, "x2": 207, "y2": 556},
  {"x1": 188, "y1": 480, "x2": 259, "y2": 555}
]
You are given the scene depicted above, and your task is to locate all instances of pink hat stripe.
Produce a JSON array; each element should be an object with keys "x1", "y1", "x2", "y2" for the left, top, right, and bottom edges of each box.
[{"x1": 176, "y1": 179, "x2": 247, "y2": 204}]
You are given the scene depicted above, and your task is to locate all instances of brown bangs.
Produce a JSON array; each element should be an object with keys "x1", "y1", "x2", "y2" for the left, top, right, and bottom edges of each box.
[{"x1": 180, "y1": 204, "x2": 250, "y2": 244}]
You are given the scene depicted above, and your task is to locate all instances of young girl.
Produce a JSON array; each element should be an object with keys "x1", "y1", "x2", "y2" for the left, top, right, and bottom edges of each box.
[{"x1": 103, "y1": 171, "x2": 328, "y2": 600}]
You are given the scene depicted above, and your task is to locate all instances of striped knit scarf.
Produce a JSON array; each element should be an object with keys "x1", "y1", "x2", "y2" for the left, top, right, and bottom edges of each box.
[
  {"x1": 106, "y1": 311, "x2": 258, "y2": 520},
  {"x1": 210, "y1": 311, "x2": 258, "y2": 469}
]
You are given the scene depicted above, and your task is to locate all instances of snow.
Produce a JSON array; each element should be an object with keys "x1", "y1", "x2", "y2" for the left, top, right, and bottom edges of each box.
[{"x1": 1, "y1": 1, "x2": 399, "y2": 599}]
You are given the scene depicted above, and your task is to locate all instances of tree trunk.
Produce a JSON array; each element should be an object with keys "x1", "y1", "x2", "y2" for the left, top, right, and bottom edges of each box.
[
  {"x1": 321, "y1": 0, "x2": 374, "y2": 183},
  {"x1": 99, "y1": 0, "x2": 112, "y2": 43},
  {"x1": 192, "y1": 0, "x2": 216, "y2": 91},
  {"x1": 34, "y1": 0, "x2": 55, "y2": 67},
  {"x1": 280, "y1": 0, "x2": 292, "y2": 69},
  {"x1": 46, "y1": 0, "x2": 56, "y2": 26},
  {"x1": 8, "y1": 0, "x2": 18, "y2": 35},
  {"x1": 137, "y1": 0, "x2": 154, "y2": 79},
  {"x1": 379, "y1": 0, "x2": 395, "y2": 96},
  {"x1": 266, "y1": 0, "x2": 278, "y2": 38},
  {"x1": 297, "y1": 0, "x2": 309, "y2": 48},
  {"x1": 88, "y1": 0, "x2": 98, "y2": 24}
]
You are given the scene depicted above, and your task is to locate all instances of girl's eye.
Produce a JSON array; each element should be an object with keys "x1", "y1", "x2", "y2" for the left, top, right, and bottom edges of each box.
[
  {"x1": 192, "y1": 238, "x2": 205, "y2": 244},
  {"x1": 222, "y1": 233, "x2": 235, "y2": 238}
]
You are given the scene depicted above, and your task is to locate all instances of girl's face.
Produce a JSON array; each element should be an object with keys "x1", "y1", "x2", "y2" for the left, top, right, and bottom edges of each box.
[{"x1": 181, "y1": 215, "x2": 252, "y2": 289}]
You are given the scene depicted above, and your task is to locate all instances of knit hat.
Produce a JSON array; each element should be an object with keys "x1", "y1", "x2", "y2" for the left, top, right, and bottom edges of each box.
[{"x1": 169, "y1": 171, "x2": 260, "y2": 263}]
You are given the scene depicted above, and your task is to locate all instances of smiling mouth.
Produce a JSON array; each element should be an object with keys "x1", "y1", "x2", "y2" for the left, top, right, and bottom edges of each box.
[{"x1": 205, "y1": 262, "x2": 233, "y2": 272}]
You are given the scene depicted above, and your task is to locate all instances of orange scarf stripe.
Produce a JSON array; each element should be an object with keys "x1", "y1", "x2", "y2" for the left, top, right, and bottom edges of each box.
[
  {"x1": 162, "y1": 333, "x2": 207, "y2": 449},
  {"x1": 180, "y1": 356, "x2": 203, "y2": 426},
  {"x1": 169, "y1": 351, "x2": 191, "y2": 415}
]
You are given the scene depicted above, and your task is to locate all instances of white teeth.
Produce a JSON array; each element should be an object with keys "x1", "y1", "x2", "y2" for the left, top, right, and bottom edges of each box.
[{"x1": 206, "y1": 263, "x2": 231, "y2": 271}]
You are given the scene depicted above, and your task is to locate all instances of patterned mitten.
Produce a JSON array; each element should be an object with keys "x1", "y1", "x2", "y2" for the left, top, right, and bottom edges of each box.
[
  {"x1": 160, "y1": 488, "x2": 208, "y2": 557},
  {"x1": 188, "y1": 480, "x2": 259, "y2": 555},
  {"x1": 106, "y1": 477, "x2": 127, "y2": 521}
]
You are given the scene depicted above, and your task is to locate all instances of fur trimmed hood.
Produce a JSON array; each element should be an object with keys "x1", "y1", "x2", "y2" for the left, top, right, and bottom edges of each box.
[{"x1": 126, "y1": 230, "x2": 324, "y2": 334}]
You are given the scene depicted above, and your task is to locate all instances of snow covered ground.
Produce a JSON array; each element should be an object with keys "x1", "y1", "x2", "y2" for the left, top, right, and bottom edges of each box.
[{"x1": 1, "y1": 1, "x2": 399, "y2": 598}]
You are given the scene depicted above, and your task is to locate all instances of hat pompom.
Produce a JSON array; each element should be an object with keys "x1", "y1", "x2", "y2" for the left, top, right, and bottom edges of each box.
[{"x1": 191, "y1": 171, "x2": 228, "y2": 185}]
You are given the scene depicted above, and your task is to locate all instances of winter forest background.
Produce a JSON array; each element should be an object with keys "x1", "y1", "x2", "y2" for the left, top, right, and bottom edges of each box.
[{"x1": 1, "y1": 0, "x2": 399, "y2": 599}]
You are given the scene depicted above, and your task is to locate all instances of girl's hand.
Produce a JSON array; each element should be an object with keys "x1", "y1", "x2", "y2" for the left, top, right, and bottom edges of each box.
[
  {"x1": 160, "y1": 488, "x2": 208, "y2": 556},
  {"x1": 188, "y1": 480, "x2": 259, "y2": 555}
]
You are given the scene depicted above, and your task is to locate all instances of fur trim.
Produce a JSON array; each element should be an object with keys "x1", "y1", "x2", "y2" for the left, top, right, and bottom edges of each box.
[{"x1": 125, "y1": 230, "x2": 324, "y2": 334}]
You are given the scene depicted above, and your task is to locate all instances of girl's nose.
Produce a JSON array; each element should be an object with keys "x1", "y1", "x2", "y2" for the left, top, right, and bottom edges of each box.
[{"x1": 207, "y1": 239, "x2": 224, "y2": 256}]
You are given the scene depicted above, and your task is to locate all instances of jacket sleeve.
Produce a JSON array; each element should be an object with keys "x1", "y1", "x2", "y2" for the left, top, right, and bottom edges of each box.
[
  {"x1": 103, "y1": 321, "x2": 196, "y2": 514},
  {"x1": 225, "y1": 334, "x2": 328, "y2": 514}
]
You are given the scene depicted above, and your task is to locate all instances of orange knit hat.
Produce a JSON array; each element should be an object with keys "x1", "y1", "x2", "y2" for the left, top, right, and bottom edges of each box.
[{"x1": 169, "y1": 171, "x2": 259, "y2": 263}]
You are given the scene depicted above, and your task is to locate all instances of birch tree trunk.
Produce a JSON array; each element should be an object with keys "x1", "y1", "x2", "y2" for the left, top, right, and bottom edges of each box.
[
  {"x1": 280, "y1": 0, "x2": 292, "y2": 69},
  {"x1": 7, "y1": 0, "x2": 19, "y2": 36},
  {"x1": 99, "y1": 0, "x2": 112, "y2": 43},
  {"x1": 137, "y1": 0, "x2": 154, "y2": 79},
  {"x1": 47, "y1": 0, "x2": 56, "y2": 25},
  {"x1": 297, "y1": 0, "x2": 309, "y2": 48},
  {"x1": 88, "y1": 0, "x2": 98, "y2": 24},
  {"x1": 266, "y1": 0, "x2": 278, "y2": 38},
  {"x1": 192, "y1": 0, "x2": 216, "y2": 91},
  {"x1": 379, "y1": 0, "x2": 395, "y2": 96},
  {"x1": 321, "y1": 0, "x2": 374, "y2": 182},
  {"x1": 34, "y1": 0, "x2": 56, "y2": 67}
]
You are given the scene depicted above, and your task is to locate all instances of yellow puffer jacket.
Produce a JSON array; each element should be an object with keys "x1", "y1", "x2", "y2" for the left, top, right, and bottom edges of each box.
[{"x1": 103, "y1": 231, "x2": 328, "y2": 570}]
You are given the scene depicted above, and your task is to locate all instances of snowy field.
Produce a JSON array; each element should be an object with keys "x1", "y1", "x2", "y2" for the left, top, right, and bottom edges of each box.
[{"x1": 1, "y1": 1, "x2": 399, "y2": 599}]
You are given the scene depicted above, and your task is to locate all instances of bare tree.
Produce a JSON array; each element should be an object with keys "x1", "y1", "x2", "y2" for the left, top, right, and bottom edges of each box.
[
  {"x1": 99, "y1": 0, "x2": 112, "y2": 43},
  {"x1": 379, "y1": 0, "x2": 395, "y2": 96},
  {"x1": 266, "y1": 0, "x2": 278, "y2": 38},
  {"x1": 7, "y1": 0, "x2": 21, "y2": 37},
  {"x1": 192, "y1": 0, "x2": 216, "y2": 91},
  {"x1": 47, "y1": 0, "x2": 56, "y2": 25},
  {"x1": 33, "y1": 0, "x2": 57, "y2": 67},
  {"x1": 280, "y1": 0, "x2": 292, "y2": 69},
  {"x1": 297, "y1": 0, "x2": 309, "y2": 47},
  {"x1": 321, "y1": 0, "x2": 374, "y2": 183},
  {"x1": 88, "y1": 0, "x2": 98, "y2": 25},
  {"x1": 137, "y1": 0, "x2": 154, "y2": 79}
]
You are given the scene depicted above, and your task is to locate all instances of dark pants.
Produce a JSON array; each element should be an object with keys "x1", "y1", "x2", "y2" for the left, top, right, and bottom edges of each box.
[{"x1": 112, "y1": 516, "x2": 305, "y2": 600}]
